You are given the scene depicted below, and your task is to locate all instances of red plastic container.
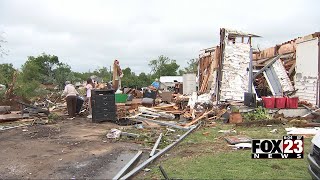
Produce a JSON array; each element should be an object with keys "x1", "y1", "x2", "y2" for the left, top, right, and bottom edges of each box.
[
  {"x1": 262, "y1": 96, "x2": 275, "y2": 109},
  {"x1": 286, "y1": 97, "x2": 298, "y2": 109},
  {"x1": 275, "y1": 97, "x2": 286, "y2": 109}
]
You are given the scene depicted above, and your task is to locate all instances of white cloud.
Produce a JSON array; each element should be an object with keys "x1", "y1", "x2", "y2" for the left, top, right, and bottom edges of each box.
[{"x1": 0, "y1": 0, "x2": 319, "y2": 73}]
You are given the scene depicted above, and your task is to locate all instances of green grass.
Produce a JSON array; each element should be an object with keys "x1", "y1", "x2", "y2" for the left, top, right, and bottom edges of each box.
[{"x1": 137, "y1": 124, "x2": 313, "y2": 179}]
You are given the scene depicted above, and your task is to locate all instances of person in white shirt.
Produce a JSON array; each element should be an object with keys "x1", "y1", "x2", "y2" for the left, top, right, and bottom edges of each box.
[
  {"x1": 86, "y1": 78, "x2": 94, "y2": 118},
  {"x1": 62, "y1": 81, "x2": 79, "y2": 119}
]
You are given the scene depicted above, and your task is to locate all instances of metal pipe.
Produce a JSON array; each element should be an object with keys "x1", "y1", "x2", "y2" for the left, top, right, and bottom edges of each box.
[
  {"x1": 113, "y1": 151, "x2": 143, "y2": 180},
  {"x1": 248, "y1": 46, "x2": 253, "y2": 93},
  {"x1": 159, "y1": 165, "x2": 170, "y2": 180},
  {"x1": 120, "y1": 125, "x2": 198, "y2": 180},
  {"x1": 317, "y1": 37, "x2": 320, "y2": 106},
  {"x1": 150, "y1": 133, "x2": 163, "y2": 157},
  {"x1": 135, "y1": 116, "x2": 190, "y2": 131}
]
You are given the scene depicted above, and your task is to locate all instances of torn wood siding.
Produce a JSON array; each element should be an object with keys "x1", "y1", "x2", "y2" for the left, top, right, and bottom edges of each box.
[
  {"x1": 198, "y1": 47, "x2": 215, "y2": 93},
  {"x1": 220, "y1": 42, "x2": 250, "y2": 101},
  {"x1": 295, "y1": 37, "x2": 319, "y2": 105}
]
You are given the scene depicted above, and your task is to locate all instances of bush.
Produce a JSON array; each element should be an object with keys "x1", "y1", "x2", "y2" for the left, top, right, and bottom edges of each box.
[
  {"x1": 15, "y1": 80, "x2": 41, "y2": 99},
  {"x1": 243, "y1": 107, "x2": 271, "y2": 121}
]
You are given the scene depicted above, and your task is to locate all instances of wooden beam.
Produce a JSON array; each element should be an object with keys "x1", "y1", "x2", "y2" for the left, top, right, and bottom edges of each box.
[{"x1": 288, "y1": 62, "x2": 296, "y2": 76}]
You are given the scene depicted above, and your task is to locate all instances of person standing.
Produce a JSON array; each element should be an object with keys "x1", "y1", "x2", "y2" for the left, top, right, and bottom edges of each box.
[
  {"x1": 150, "y1": 78, "x2": 160, "y2": 90},
  {"x1": 62, "y1": 81, "x2": 78, "y2": 120},
  {"x1": 112, "y1": 59, "x2": 123, "y2": 91},
  {"x1": 86, "y1": 78, "x2": 94, "y2": 119}
]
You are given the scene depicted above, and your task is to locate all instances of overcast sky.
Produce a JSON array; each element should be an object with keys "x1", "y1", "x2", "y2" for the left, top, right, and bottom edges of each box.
[{"x1": 0, "y1": 0, "x2": 319, "y2": 73}]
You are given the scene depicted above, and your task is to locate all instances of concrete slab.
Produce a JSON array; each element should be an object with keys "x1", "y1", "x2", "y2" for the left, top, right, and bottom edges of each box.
[{"x1": 269, "y1": 108, "x2": 310, "y2": 118}]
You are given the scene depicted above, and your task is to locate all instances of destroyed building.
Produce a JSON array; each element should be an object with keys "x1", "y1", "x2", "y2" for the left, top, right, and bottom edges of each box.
[
  {"x1": 198, "y1": 28, "x2": 320, "y2": 107},
  {"x1": 253, "y1": 32, "x2": 320, "y2": 106},
  {"x1": 198, "y1": 28, "x2": 259, "y2": 101}
]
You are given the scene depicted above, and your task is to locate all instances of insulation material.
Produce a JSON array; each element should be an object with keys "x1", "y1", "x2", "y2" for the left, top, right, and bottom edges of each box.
[{"x1": 220, "y1": 43, "x2": 250, "y2": 101}]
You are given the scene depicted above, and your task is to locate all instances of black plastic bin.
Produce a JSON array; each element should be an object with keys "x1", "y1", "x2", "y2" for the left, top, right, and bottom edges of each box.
[{"x1": 76, "y1": 96, "x2": 84, "y2": 114}]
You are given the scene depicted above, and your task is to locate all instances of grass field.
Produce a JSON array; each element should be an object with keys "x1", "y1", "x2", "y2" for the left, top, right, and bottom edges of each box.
[{"x1": 136, "y1": 123, "x2": 312, "y2": 179}]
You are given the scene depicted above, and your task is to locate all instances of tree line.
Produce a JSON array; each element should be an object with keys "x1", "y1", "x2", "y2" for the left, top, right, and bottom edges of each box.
[{"x1": 0, "y1": 53, "x2": 198, "y2": 100}]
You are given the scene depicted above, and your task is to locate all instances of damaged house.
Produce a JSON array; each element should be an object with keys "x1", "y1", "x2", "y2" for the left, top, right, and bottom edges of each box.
[
  {"x1": 198, "y1": 28, "x2": 320, "y2": 106},
  {"x1": 253, "y1": 32, "x2": 320, "y2": 106},
  {"x1": 198, "y1": 28, "x2": 259, "y2": 102}
]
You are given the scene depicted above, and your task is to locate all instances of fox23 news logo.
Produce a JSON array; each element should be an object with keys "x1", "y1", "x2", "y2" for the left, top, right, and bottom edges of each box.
[{"x1": 252, "y1": 136, "x2": 304, "y2": 159}]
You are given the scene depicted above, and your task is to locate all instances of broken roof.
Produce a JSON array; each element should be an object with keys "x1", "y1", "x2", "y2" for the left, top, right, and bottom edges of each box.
[
  {"x1": 224, "y1": 28, "x2": 261, "y2": 38},
  {"x1": 200, "y1": 47, "x2": 216, "y2": 53}
]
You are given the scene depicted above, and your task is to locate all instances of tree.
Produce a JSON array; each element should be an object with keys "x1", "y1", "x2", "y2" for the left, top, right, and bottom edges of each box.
[
  {"x1": 138, "y1": 72, "x2": 152, "y2": 87},
  {"x1": 53, "y1": 63, "x2": 72, "y2": 89},
  {"x1": 21, "y1": 53, "x2": 60, "y2": 84},
  {"x1": 179, "y1": 58, "x2": 198, "y2": 75},
  {"x1": 0, "y1": 63, "x2": 15, "y2": 87},
  {"x1": 121, "y1": 67, "x2": 137, "y2": 88},
  {"x1": 92, "y1": 67, "x2": 112, "y2": 82},
  {"x1": 148, "y1": 55, "x2": 180, "y2": 77}
]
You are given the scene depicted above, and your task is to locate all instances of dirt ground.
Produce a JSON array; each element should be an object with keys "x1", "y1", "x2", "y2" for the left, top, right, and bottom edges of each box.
[{"x1": 0, "y1": 118, "x2": 144, "y2": 179}]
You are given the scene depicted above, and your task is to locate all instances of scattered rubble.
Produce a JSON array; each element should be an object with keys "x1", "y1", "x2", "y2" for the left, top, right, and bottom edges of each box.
[
  {"x1": 107, "y1": 128, "x2": 122, "y2": 139},
  {"x1": 1, "y1": 28, "x2": 319, "y2": 179}
]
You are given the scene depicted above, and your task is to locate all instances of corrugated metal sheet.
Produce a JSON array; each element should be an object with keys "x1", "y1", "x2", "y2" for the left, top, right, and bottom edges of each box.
[{"x1": 295, "y1": 37, "x2": 319, "y2": 105}]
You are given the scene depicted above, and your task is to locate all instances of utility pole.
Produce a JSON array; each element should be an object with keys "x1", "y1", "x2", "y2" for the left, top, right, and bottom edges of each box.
[
  {"x1": 248, "y1": 46, "x2": 253, "y2": 93},
  {"x1": 248, "y1": 37, "x2": 253, "y2": 93}
]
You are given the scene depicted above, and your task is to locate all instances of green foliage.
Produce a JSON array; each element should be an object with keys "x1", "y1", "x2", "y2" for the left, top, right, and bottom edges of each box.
[
  {"x1": 179, "y1": 58, "x2": 198, "y2": 75},
  {"x1": 21, "y1": 53, "x2": 60, "y2": 84},
  {"x1": 243, "y1": 107, "x2": 271, "y2": 121},
  {"x1": 149, "y1": 55, "x2": 180, "y2": 77},
  {"x1": 92, "y1": 67, "x2": 112, "y2": 82},
  {"x1": 14, "y1": 78, "x2": 41, "y2": 99},
  {"x1": 72, "y1": 67, "x2": 112, "y2": 83},
  {"x1": 7, "y1": 53, "x2": 195, "y2": 99},
  {"x1": 48, "y1": 113, "x2": 61, "y2": 121},
  {"x1": 0, "y1": 63, "x2": 15, "y2": 87},
  {"x1": 230, "y1": 106, "x2": 240, "y2": 113},
  {"x1": 121, "y1": 67, "x2": 152, "y2": 88},
  {"x1": 53, "y1": 63, "x2": 72, "y2": 89}
]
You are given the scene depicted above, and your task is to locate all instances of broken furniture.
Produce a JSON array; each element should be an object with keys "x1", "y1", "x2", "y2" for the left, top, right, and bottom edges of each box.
[
  {"x1": 142, "y1": 89, "x2": 157, "y2": 106},
  {"x1": 16, "y1": 100, "x2": 50, "y2": 116},
  {"x1": 91, "y1": 89, "x2": 116, "y2": 123}
]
